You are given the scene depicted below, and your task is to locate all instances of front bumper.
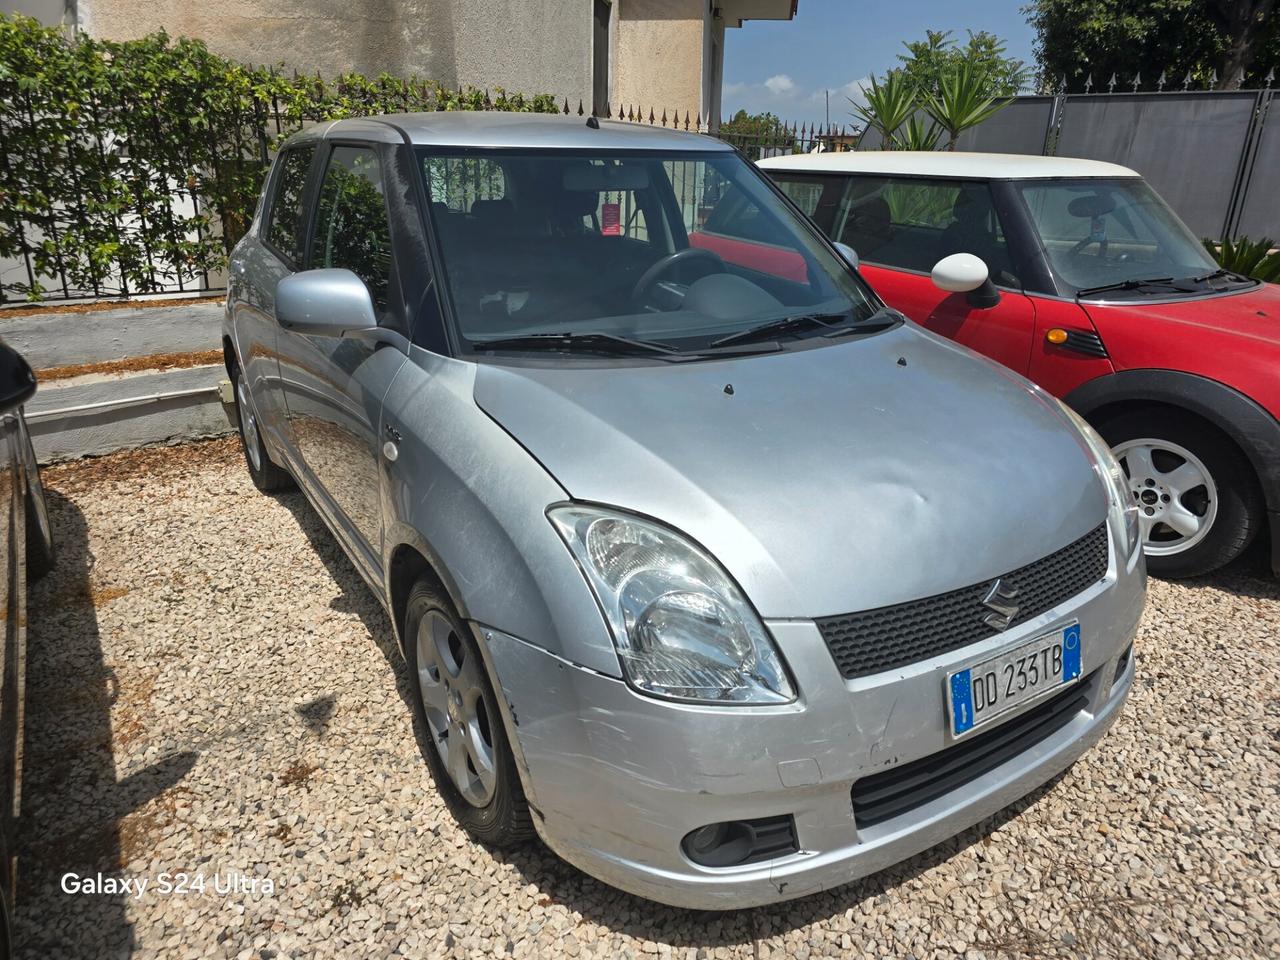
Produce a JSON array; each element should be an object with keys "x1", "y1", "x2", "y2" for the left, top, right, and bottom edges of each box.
[{"x1": 482, "y1": 538, "x2": 1145, "y2": 910}]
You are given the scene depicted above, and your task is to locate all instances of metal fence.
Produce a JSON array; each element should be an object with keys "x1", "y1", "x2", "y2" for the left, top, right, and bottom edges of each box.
[{"x1": 823, "y1": 88, "x2": 1280, "y2": 242}]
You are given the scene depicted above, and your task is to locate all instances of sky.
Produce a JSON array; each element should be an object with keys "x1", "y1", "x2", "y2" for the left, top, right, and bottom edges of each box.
[{"x1": 722, "y1": 0, "x2": 1037, "y2": 128}]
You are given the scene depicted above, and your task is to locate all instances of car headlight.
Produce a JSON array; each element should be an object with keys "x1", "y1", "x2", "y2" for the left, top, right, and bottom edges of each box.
[
  {"x1": 1058, "y1": 403, "x2": 1141, "y2": 556},
  {"x1": 548, "y1": 505, "x2": 795, "y2": 705}
]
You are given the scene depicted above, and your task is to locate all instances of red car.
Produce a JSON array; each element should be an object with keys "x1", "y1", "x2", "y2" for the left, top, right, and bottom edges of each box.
[{"x1": 755, "y1": 151, "x2": 1279, "y2": 578}]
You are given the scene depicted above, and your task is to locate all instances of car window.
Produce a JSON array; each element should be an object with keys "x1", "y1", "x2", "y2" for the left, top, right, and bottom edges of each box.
[
  {"x1": 265, "y1": 146, "x2": 315, "y2": 266},
  {"x1": 417, "y1": 147, "x2": 878, "y2": 354},
  {"x1": 309, "y1": 145, "x2": 394, "y2": 316},
  {"x1": 768, "y1": 171, "x2": 1019, "y2": 286},
  {"x1": 775, "y1": 178, "x2": 825, "y2": 218},
  {"x1": 841, "y1": 176, "x2": 1016, "y2": 285},
  {"x1": 1017, "y1": 180, "x2": 1219, "y2": 293}
]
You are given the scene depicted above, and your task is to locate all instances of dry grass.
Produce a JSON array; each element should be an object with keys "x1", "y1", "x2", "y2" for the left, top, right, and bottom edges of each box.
[
  {"x1": 44, "y1": 435, "x2": 241, "y2": 495},
  {"x1": 0, "y1": 295, "x2": 223, "y2": 319},
  {"x1": 38, "y1": 348, "x2": 224, "y2": 382}
]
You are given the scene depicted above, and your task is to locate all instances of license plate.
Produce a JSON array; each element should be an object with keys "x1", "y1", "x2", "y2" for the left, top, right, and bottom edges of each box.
[{"x1": 947, "y1": 624, "x2": 1082, "y2": 737}]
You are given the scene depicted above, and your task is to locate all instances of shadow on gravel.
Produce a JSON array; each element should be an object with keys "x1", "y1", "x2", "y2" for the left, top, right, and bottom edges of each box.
[
  {"x1": 274, "y1": 492, "x2": 418, "y2": 724},
  {"x1": 16, "y1": 490, "x2": 195, "y2": 958},
  {"x1": 273, "y1": 488, "x2": 1093, "y2": 946},
  {"x1": 1172, "y1": 543, "x2": 1280, "y2": 601}
]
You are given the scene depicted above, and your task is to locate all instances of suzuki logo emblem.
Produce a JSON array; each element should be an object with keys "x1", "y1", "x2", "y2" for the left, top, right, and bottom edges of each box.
[{"x1": 982, "y1": 578, "x2": 1021, "y2": 630}]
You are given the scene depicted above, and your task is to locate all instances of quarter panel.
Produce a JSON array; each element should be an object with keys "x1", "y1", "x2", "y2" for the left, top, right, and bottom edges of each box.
[{"x1": 380, "y1": 348, "x2": 623, "y2": 678}]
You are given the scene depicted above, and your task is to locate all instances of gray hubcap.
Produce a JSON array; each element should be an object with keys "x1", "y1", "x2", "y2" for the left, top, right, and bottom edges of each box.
[
  {"x1": 1114, "y1": 438, "x2": 1218, "y2": 557},
  {"x1": 236, "y1": 377, "x2": 263, "y2": 472},
  {"x1": 415, "y1": 610, "x2": 497, "y2": 807}
]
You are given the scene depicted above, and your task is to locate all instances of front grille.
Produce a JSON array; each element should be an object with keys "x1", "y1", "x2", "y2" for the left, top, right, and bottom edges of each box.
[
  {"x1": 851, "y1": 673, "x2": 1094, "y2": 828},
  {"x1": 815, "y1": 523, "x2": 1108, "y2": 679}
]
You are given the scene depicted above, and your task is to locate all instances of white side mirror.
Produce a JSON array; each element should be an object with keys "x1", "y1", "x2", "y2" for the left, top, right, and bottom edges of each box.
[
  {"x1": 931, "y1": 253, "x2": 988, "y2": 293},
  {"x1": 834, "y1": 242, "x2": 859, "y2": 270}
]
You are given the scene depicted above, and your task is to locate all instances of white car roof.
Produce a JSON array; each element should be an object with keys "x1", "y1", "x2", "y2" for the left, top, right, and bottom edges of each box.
[{"x1": 757, "y1": 151, "x2": 1140, "y2": 180}]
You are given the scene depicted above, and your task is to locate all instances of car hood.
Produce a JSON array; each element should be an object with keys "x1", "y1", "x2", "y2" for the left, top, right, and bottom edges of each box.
[
  {"x1": 1085, "y1": 281, "x2": 1280, "y2": 346},
  {"x1": 473, "y1": 326, "x2": 1107, "y2": 617}
]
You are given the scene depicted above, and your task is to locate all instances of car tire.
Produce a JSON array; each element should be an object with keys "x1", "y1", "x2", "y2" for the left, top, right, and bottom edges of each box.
[
  {"x1": 230, "y1": 361, "x2": 294, "y2": 493},
  {"x1": 403, "y1": 577, "x2": 533, "y2": 849},
  {"x1": 1096, "y1": 409, "x2": 1263, "y2": 578},
  {"x1": 21, "y1": 420, "x2": 54, "y2": 581}
]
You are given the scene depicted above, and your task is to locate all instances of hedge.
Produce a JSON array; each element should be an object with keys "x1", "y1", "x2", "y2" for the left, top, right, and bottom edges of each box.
[{"x1": 0, "y1": 14, "x2": 558, "y2": 301}]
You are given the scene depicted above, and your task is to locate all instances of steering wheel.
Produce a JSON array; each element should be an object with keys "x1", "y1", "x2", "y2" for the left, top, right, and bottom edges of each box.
[
  {"x1": 631, "y1": 248, "x2": 725, "y2": 303},
  {"x1": 1069, "y1": 235, "x2": 1108, "y2": 259}
]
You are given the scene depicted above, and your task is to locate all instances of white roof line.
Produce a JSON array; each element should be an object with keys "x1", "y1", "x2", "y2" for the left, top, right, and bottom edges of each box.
[{"x1": 757, "y1": 150, "x2": 1141, "y2": 180}]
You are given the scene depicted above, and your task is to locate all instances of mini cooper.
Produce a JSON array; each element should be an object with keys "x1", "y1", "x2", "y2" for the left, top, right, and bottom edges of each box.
[{"x1": 761, "y1": 151, "x2": 1280, "y2": 579}]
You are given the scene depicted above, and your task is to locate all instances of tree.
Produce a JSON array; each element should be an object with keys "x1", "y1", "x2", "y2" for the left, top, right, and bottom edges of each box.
[
  {"x1": 850, "y1": 30, "x2": 1024, "y2": 151},
  {"x1": 1207, "y1": 0, "x2": 1278, "y2": 87},
  {"x1": 923, "y1": 62, "x2": 1017, "y2": 150},
  {"x1": 1024, "y1": 0, "x2": 1280, "y2": 91},
  {"x1": 719, "y1": 109, "x2": 792, "y2": 141},
  {"x1": 848, "y1": 72, "x2": 918, "y2": 148},
  {"x1": 897, "y1": 29, "x2": 1031, "y2": 98}
]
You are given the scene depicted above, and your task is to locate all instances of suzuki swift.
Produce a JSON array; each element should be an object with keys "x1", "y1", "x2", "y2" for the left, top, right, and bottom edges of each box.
[{"x1": 224, "y1": 114, "x2": 1145, "y2": 908}]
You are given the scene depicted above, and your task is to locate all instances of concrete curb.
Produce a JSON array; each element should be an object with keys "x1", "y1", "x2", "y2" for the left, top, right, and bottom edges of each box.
[
  {"x1": 6, "y1": 301, "x2": 234, "y2": 462},
  {"x1": 27, "y1": 364, "x2": 235, "y2": 463}
]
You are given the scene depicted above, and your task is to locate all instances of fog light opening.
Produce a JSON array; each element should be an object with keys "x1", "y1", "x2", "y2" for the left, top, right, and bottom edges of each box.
[
  {"x1": 1112, "y1": 643, "x2": 1133, "y2": 688},
  {"x1": 681, "y1": 815, "x2": 798, "y2": 868}
]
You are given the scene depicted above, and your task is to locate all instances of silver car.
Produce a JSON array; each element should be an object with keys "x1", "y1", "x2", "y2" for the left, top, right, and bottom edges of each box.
[{"x1": 224, "y1": 113, "x2": 1146, "y2": 909}]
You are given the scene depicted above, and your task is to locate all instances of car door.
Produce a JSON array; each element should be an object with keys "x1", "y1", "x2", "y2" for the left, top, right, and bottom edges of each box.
[
  {"x1": 232, "y1": 143, "x2": 318, "y2": 454},
  {"x1": 785, "y1": 171, "x2": 1039, "y2": 377},
  {"x1": 275, "y1": 140, "x2": 407, "y2": 576}
]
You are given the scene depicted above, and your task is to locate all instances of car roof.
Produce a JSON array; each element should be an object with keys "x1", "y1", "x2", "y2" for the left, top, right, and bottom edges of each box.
[
  {"x1": 287, "y1": 112, "x2": 734, "y2": 152},
  {"x1": 757, "y1": 151, "x2": 1140, "y2": 179}
]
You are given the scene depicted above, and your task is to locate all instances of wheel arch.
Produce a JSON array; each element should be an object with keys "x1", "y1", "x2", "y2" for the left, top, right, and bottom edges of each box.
[
  {"x1": 384, "y1": 525, "x2": 473, "y2": 660},
  {"x1": 1066, "y1": 369, "x2": 1280, "y2": 574},
  {"x1": 222, "y1": 335, "x2": 238, "y2": 378}
]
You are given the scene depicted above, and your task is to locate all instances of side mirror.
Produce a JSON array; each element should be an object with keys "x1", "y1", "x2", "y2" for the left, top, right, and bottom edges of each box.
[
  {"x1": 931, "y1": 253, "x2": 1001, "y2": 309},
  {"x1": 276, "y1": 268, "x2": 377, "y2": 337},
  {"x1": 834, "y1": 242, "x2": 859, "y2": 270}
]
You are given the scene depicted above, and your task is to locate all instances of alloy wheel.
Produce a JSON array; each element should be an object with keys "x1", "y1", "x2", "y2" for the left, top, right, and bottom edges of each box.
[
  {"x1": 1113, "y1": 437, "x2": 1218, "y2": 557},
  {"x1": 415, "y1": 610, "x2": 497, "y2": 807}
]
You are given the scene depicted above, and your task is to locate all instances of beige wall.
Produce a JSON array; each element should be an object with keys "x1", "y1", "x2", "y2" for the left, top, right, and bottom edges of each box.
[
  {"x1": 612, "y1": 0, "x2": 706, "y2": 120},
  {"x1": 74, "y1": 0, "x2": 592, "y2": 104}
]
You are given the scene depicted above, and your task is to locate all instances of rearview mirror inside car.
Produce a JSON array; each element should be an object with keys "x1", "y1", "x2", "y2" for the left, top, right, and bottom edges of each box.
[
  {"x1": 931, "y1": 253, "x2": 1001, "y2": 309},
  {"x1": 276, "y1": 268, "x2": 378, "y2": 338}
]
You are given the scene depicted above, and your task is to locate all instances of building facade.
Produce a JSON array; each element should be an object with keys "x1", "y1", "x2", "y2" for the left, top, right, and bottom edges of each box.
[{"x1": 10, "y1": 0, "x2": 797, "y2": 123}]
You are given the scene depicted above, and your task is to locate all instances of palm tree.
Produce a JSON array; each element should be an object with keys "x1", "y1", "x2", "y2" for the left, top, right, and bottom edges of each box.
[
  {"x1": 922, "y1": 62, "x2": 1013, "y2": 151},
  {"x1": 892, "y1": 115, "x2": 942, "y2": 151},
  {"x1": 849, "y1": 71, "x2": 916, "y2": 149}
]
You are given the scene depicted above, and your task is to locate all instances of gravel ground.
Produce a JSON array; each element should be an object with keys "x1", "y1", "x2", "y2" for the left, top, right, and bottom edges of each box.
[{"x1": 17, "y1": 438, "x2": 1280, "y2": 959}]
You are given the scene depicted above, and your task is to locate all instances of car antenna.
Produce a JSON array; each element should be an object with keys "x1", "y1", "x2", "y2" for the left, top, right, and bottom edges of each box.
[{"x1": 586, "y1": 115, "x2": 600, "y2": 129}]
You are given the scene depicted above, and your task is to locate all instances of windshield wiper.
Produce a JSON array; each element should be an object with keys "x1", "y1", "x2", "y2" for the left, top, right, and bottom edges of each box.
[
  {"x1": 471, "y1": 332, "x2": 685, "y2": 359},
  {"x1": 709, "y1": 311, "x2": 857, "y2": 348},
  {"x1": 1187, "y1": 268, "x2": 1252, "y2": 285},
  {"x1": 1074, "y1": 277, "x2": 1175, "y2": 299},
  {"x1": 822, "y1": 308, "x2": 904, "y2": 338}
]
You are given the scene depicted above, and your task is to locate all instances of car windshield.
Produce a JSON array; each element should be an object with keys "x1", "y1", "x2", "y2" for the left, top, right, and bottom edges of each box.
[
  {"x1": 1017, "y1": 178, "x2": 1235, "y2": 297},
  {"x1": 417, "y1": 147, "x2": 882, "y2": 357}
]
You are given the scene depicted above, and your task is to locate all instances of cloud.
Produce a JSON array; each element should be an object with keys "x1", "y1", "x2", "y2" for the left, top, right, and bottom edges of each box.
[{"x1": 764, "y1": 74, "x2": 796, "y2": 95}]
